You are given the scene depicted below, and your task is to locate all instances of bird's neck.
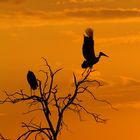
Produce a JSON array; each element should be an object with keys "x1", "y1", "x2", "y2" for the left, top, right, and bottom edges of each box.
[{"x1": 98, "y1": 53, "x2": 102, "y2": 59}]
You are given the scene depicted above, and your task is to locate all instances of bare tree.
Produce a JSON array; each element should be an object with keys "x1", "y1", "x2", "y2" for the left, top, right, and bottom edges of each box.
[{"x1": 0, "y1": 58, "x2": 115, "y2": 140}]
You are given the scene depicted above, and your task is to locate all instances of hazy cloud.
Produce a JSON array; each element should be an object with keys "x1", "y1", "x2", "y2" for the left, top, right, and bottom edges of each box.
[
  {"x1": 96, "y1": 33, "x2": 140, "y2": 48},
  {"x1": 0, "y1": 8, "x2": 140, "y2": 28},
  {"x1": 0, "y1": 0, "x2": 9, "y2": 2},
  {"x1": 114, "y1": 101, "x2": 140, "y2": 109},
  {"x1": 0, "y1": 0, "x2": 25, "y2": 3},
  {"x1": 69, "y1": 0, "x2": 97, "y2": 3},
  {"x1": 118, "y1": 76, "x2": 140, "y2": 87},
  {"x1": 14, "y1": 0, "x2": 25, "y2": 4},
  {"x1": 0, "y1": 0, "x2": 24, "y2": 3},
  {"x1": 0, "y1": 113, "x2": 6, "y2": 116},
  {"x1": 63, "y1": 8, "x2": 140, "y2": 19}
]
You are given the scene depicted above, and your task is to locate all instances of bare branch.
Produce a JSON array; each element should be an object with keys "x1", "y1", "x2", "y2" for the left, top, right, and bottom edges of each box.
[
  {"x1": 71, "y1": 102, "x2": 107, "y2": 123},
  {"x1": 85, "y1": 88, "x2": 118, "y2": 111},
  {"x1": 23, "y1": 108, "x2": 43, "y2": 115},
  {"x1": 18, "y1": 121, "x2": 51, "y2": 140},
  {"x1": 39, "y1": 70, "x2": 49, "y2": 94}
]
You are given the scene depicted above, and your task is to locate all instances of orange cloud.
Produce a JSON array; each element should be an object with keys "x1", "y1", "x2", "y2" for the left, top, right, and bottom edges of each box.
[
  {"x1": 115, "y1": 76, "x2": 140, "y2": 88},
  {"x1": 0, "y1": 8, "x2": 140, "y2": 28},
  {"x1": 69, "y1": 0, "x2": 97, "y2": 2},
  {"x1": 0, "y1": 0, "x2": 25, "y2": 3},
  {"x1": 18, "y1": 8, "x2": 140, "y2": 20},
  {"x1": 120, "y1": 76, "x2": 140, "y2": 87},
  {"x1": 14, "y1": 0, "x2": 25, "y2": 4},
  {"x1": 0, "y1": 0, "x2": 9, "y2": 2},
  {"x1": 63, "y1": 8, "x2": 140, "y2": 19},
  {"x1": 114, "y1": 101, "x2": 140, "y2": 109}
]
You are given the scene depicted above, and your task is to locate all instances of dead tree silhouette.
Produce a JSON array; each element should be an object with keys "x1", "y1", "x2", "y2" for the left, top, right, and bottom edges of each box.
[{"x1": 0, "y1": 58, "x2": 115, "y2": 140}]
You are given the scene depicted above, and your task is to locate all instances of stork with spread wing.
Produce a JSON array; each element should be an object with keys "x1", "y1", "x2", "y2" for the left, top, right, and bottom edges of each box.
[{"x1": 81, "y1": 28, "x2": 108, "y2": 69}]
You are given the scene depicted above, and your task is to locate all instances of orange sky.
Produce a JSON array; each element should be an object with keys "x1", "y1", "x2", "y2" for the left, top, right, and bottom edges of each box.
[{"x1": 0, "y1": 0, "x2": 140, "y2": 139}]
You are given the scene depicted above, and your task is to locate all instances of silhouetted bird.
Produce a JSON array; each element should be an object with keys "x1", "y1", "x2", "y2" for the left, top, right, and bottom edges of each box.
[
  {"x1": 82, "y1": 28, "x2": 108, "y2": 69},
  {"x1": 27, "y1": 71, "x2": 38, "y2": 90}
]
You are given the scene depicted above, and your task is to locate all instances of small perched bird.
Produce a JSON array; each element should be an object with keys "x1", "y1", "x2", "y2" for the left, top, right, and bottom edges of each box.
[
  {"x1": 27, "y1": 70, "x2": 38, "y2": 90},
  {"x1": 81, "y1": 28, "x2": 109, "y2": 69}
]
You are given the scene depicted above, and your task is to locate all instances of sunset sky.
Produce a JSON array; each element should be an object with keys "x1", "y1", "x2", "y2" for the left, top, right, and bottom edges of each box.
[{"x1": 0, "y1": 0, "x2": 140, "y2": 139}]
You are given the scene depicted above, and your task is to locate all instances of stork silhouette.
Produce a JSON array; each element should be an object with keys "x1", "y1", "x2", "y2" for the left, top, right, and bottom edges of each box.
[
  {"x1": 81, "y1": 28, "x2": 108, "y2": 69},
  {"x1": 27, "y1": 71, "x2": 38, "y2": 93}
]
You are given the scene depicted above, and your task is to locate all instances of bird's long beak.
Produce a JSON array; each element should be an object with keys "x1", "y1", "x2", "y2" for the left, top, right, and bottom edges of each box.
[
  {"x1": 104, "y1": 54, "x2": 109, "y2": 57},
  {"x1": 100, "y1": 52, "x2": 109, "y2": 57}
]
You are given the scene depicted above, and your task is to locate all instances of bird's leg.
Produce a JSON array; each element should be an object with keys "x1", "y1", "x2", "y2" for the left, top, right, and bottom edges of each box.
[
  {"x1": 82, "y1": 68, "x2": 88, "y2": 77},
  {"x1": 87, "y1": 68, "x2": 91, "y2": 74},
  {"x1": 30, "y1": 88, "x2": 32, "y2": 96},
  {"x1": 33, "y1": 90, "x2": 35, "y2": 96}
]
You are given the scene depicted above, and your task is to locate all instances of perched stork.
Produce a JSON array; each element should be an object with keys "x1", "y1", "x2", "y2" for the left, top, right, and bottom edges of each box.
[
  {"x1": 81, "y1": 28, "x2": 108, "y2": 69},
  {"x1": 27, "y1": 70, "x2": 38, "y2": 90}
]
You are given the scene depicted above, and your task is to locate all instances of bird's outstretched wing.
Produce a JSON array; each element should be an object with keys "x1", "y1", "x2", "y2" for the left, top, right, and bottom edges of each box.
[{"x1": 82, "y1": 35, "x2": 95, "y2": 61}]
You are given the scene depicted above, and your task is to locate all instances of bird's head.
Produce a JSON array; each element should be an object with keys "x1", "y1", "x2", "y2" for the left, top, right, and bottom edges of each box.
[
  {"x1": 28, "y1": 70, "x2": 32, "y2": 74},
  {"x1": 85, "y1": 28, "x2": 94, "y2": 38},
  {"x1": 99, "y1": 52, "x2": 109, "y2": 58}
]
